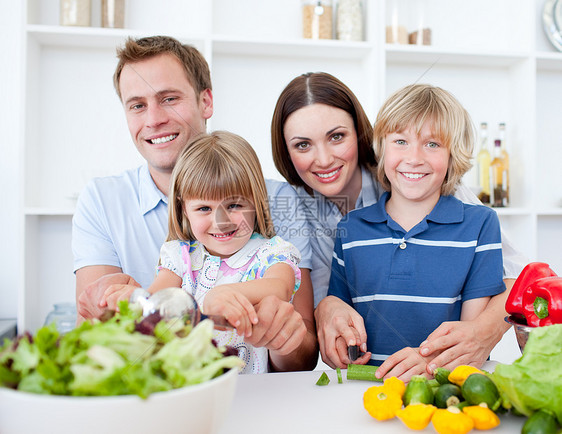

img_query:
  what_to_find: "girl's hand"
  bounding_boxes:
[100,284,140,310]
[204,285,258,338]
[376,347,436,382]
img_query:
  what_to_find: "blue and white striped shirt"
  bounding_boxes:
[328,192,506,365]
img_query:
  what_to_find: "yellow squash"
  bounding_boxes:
[396,403,437,430]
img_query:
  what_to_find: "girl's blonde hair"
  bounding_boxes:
[168,131,275,241]
[373,84,474,196]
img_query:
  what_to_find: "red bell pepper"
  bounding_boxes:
[505,262,557,322]
[521,276,562,327]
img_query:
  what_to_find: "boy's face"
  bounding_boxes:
[383,121,450,208]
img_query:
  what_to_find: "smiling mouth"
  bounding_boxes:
[315,167,341,179]
[149,134,178,144]
[211,230,236,239]
[401,172,426,180]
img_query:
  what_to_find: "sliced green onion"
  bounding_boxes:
[346,364,383,382]
[316,371,330,386]
[336,367,342,384]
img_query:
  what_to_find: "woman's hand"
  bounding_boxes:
[244,295,307,356]
[315,296,370,368]
[418,320,492,374]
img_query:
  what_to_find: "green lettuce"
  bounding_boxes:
[492,323,562,424]
[0,302,243,398]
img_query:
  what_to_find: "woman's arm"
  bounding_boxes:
[419,279,514,373]
[266,269,319,371]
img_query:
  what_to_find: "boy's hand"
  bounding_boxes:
[100,284,140,310]
[203,285,258,338]
[376,347,436,382]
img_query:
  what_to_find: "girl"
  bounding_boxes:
[328,84,505,379]
[102,131,301,374]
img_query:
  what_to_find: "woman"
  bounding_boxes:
[271,72,527,379]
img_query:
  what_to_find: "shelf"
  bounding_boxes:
[212,35,372,59]
[26,24,205,49]
[537,208,562,216]
[386,44,529,68]
[24,208,74,216]
[536,51,562,71]
[490,207,533,217]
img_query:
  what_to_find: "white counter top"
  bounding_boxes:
[220,362,525,434]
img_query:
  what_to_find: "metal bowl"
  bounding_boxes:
[505,316,534,353]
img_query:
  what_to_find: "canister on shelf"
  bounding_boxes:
[408,0,431,45]
[60,0,91,27]
[102,0,125,28]
[336,0,364,41]
[386,0,408,44]
[302,0,334,39]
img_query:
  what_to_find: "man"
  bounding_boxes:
[73,36,318,372]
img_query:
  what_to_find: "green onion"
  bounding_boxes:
[316,371,330,386]
[346,364,383,382]
[336,367,342,384]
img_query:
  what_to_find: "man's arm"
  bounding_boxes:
[75,265,140,322]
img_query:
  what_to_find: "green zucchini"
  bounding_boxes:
[522,409,559,434]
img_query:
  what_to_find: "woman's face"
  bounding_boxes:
[283,104,361,205]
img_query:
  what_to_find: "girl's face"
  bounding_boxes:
[383,121,450,208]
[284,104,361,206]
[183,196,256,258]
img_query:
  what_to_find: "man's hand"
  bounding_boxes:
[244,295,307,356]
[77,271,140,320]
[315,296,369,369]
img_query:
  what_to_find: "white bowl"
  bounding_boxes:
[0,367,238,434]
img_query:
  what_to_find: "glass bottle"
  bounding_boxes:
[477,122,491,205]
[336,0,363,41]
[302,0,334,40]
[60,0,91,27]
[498,122,510,204]
[386,0,408,44]
[490,139,508,207]
[409,0,431,45]
[44,303,77,334]
[102,0,125,28]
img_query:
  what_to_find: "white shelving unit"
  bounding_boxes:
[7,0,562,364]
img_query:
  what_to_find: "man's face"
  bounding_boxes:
[119,53,213,179]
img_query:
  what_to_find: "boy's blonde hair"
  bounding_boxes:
[373,84,474,196]
[168,131,275,241]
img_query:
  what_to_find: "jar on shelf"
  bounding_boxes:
[408,0,431,45]
[336,0,364,41]
[302,0,334,40]
[60,0,91,27]
[102,0,125,29]
[44,303,77,334]
[385,0,408,44]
